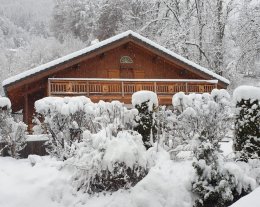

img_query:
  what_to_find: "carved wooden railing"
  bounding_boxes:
[48,78,218,97]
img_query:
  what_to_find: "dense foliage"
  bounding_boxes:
[70,130,148,194]
[234,98,260,161]
[0,97,27,158]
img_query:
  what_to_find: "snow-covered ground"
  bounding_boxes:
[231,187,260,207]
[0,156,195,207]
[0,139,258,207]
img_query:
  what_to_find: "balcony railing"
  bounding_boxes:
[48,78,218,103]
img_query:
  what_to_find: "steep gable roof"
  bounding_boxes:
[2,30,230,88]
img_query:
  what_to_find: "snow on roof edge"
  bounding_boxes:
[2,30,133,87]
[2,30,230,87]
[128,31,230,85]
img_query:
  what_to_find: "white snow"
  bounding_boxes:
[0,96,11,108]
[230,187,260,207]
[26,134,49,142]
[35,96,92,115]
[2,30,229,87]
[233,85,260,102]
[172,92,190,108]
[0,156,195,207]
[49,77,219,83]
[103,131,147,171]
[220,140,234,158]
[0,156,71,207]
[132,90,158,110]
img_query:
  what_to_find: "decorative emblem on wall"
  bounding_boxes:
[120,56,133,64]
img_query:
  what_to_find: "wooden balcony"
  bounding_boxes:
[48,78,218,105]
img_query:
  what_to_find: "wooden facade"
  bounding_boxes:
[3,31,229,128]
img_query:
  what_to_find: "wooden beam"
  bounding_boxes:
[23,93,29,124]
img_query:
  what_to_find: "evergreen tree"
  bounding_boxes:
[234,98,260,161]
[133,100,157,149]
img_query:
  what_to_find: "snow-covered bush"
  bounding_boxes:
[68,129,148,194]
[233,86,260,161]
[132,91,158,149]
[34,97,137,160]
[94,100,138,132]
[171,89,232,155]
[192,157,255,207]
[175,89,249,206]
[34,96,93,160]
[0,96,27,158]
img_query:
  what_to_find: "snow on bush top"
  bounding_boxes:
[132,90,158,111]
[172,92,190,108]
[73,129,148,172]
[35,96,92,115]
[103,131,147,171]
[233,85,260,103]
[0,96,11,108]
[172,89,231,110]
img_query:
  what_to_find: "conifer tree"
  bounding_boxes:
[234,98,260,161]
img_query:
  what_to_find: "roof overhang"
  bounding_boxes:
[2,30,230,94]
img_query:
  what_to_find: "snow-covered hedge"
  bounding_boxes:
[171,89,232,153]
[233,86,260,161]
[170,90,253,207]
[69,129,148,193]
[34,96,93,160]
[192,157,256,207]
[34,97,138,160]
[0,96,27,158]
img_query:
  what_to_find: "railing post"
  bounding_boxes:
[154,82,157,93]
[185,82,188,94]
[122,81,124,97]
[48,79,51,96]
[87,81,89,96]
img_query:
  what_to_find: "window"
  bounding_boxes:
[120,56,133,64]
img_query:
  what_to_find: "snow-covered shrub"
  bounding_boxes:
[34,97,137,160]
[192,156,255,207]
[171,89,232,155]
[180,89,249,206]
[233,86,260,161]
[34,96,93,160]
[132,90,158,149]
[68,129,148,194]
[94,100,138,132]
[0,96,27,158]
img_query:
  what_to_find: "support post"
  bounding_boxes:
[48,79,51,96]
[87,81,90,97]
[185,82,188,94]
[122,81,124,97]
[23,93,29,125]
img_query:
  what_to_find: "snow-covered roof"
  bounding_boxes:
[2,30,230,87]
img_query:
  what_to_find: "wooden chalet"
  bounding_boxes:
[2,30,230,128]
